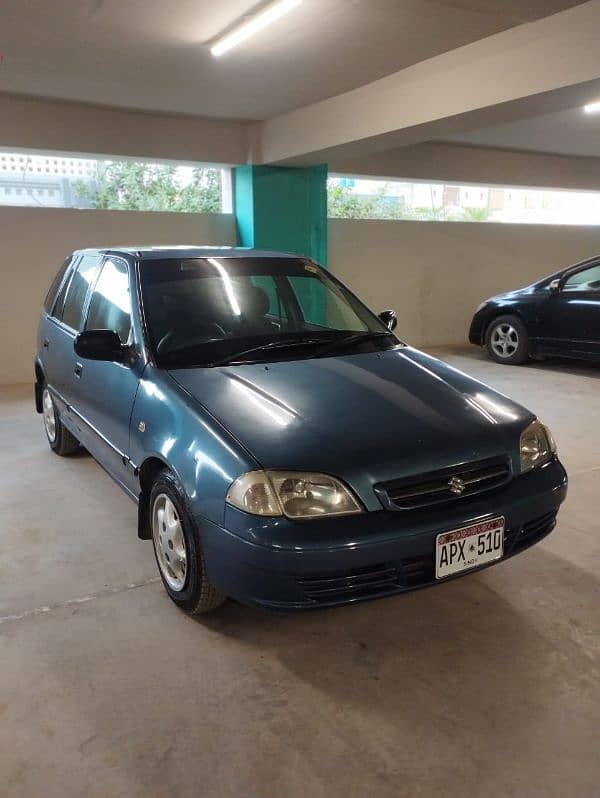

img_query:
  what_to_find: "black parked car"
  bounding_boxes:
[470,256,600,364]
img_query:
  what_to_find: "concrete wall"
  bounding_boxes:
[3,206,600,385]
[329,218,600,347]
[0,207,236,385]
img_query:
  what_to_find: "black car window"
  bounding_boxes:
[44,256,72,315]
[564,263,600,292]
[85,258,132,343]
[288,274,369,331]
[141,257,391,367]
[60,254,102,331]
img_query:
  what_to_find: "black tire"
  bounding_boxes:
[485,315,529,365]
[42,385,80,455]
[149,470,226,615]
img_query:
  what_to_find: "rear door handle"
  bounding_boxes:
[43,338,49,349]
[74,362,83,378]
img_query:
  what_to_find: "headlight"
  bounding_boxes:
[520,420,556,473]
[226,470,363,519]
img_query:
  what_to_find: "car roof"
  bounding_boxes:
[71,246,305,261]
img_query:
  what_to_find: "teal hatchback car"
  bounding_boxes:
[36,247,567,613]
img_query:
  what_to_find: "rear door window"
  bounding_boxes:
[60,254,102,331]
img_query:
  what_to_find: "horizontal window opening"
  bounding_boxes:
[328,175,600,225]
[0,149,232,214]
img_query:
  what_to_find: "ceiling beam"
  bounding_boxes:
[330,141,600,192]
[258,0,600,164]
[0,94,250,166]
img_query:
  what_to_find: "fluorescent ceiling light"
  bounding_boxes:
[211,0,302,57]
[584,101,600,114]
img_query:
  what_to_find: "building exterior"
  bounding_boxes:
[0,152,95,208]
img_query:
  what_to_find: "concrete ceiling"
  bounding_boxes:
[442,103,600,158]
[0,0,587,120]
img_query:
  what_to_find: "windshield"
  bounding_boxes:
[140,256,397,367]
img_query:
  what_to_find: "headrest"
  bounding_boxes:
[237,284,270,318]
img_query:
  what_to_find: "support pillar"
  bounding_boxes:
[233,164,328,266]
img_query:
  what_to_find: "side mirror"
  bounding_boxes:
[74,330,127,362]
[378,309,398,332]
[549,278,561,294]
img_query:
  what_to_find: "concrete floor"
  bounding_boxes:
[1,347,599,798]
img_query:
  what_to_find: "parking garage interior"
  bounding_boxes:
[1,2,599,797]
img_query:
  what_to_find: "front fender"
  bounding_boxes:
[129,367,259,526]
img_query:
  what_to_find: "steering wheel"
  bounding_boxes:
[156,323,227,356]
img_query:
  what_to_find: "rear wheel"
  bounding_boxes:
[42,386,79,455]
[485,315,529,365]
[150,470,226,615]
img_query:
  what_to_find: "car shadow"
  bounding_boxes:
[11,538,595,797]
[433,345,600,380]
[526,356,600,380]
[196,544,598,748]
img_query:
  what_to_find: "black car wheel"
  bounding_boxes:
[150,469,226,615]
[42,386,80,455]
[485,315,529,365]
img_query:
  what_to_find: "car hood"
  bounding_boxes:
[169,347,533,505]
[489,285,537,303]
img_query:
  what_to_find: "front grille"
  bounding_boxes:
[378,456,511,510]
[298,563,401,603]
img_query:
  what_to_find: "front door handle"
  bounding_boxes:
[43,338,49,349]
[74,362,83,378]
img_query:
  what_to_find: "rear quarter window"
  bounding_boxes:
[44,256,72,315]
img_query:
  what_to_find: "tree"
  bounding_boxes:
[328,181,378,219]
[327,180,407,220]
[459,206,491,222]
[75,161,222,213]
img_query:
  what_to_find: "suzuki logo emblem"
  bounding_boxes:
[448,476,466,495]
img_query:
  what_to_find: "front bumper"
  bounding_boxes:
[200,458,567,609]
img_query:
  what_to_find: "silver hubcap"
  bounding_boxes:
[491,323,519,358]
[42,388,56,442]
[152,494,187,591]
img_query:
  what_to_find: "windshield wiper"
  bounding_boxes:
[315,330,396,355]
[209,337,327,367]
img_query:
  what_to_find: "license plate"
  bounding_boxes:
[435,517,504,579]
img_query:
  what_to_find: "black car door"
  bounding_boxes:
[539,261,600,359]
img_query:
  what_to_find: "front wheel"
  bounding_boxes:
[485,315,529,365]
[150,470,226,615]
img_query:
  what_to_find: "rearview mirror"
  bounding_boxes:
[378,309,398,331]
[549,278,561,294]
[74,330,127,362]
